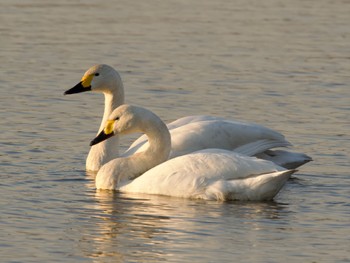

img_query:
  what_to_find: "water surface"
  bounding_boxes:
[0,0,349,262]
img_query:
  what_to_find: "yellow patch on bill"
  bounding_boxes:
[104,120,115,135]
[81,74,94,88]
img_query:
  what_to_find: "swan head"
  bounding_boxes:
[64,64,123,95]
[90,104,148,146]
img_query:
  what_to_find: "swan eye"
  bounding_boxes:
[115,117,120,121]
[94,73,100,76]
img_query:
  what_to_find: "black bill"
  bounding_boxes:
[90,130,114,146]
[64,82,91,95]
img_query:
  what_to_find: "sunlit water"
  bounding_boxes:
[1,0,349,262]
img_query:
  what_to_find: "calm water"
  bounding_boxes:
[1,0,349,262]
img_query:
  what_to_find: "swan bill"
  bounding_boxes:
[90,130,114,146]
[64,82,91,95]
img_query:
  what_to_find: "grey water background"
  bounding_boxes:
[0,0,349,262]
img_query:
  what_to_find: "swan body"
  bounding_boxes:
[118,150,294,201]
[91,105,295,201]
[124,118,291,158]
[65,64,311,172]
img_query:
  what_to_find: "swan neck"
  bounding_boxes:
[143,119,171,159]
[99,91,124,133]
[128,117,171,180]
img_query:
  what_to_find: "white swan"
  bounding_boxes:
[64,64,311,172]
[90,105,295,201]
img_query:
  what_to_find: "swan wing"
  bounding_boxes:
[124,119,290,157]
[119,150,294,200]
[255,150,312,169]
[166,115,225,130]
[124,115,221,154]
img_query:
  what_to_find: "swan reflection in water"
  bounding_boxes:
[77,187,290,262]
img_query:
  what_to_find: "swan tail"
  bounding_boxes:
[204,170,296,201]
[255,150,312,169]
[233,139,292,156]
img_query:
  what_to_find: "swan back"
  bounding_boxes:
[119,149,294,201]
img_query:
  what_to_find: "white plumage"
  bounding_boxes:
[92,105,295,201]
[65,64,311,172]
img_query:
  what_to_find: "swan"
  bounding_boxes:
[90,104,295,201]
[64,64,311,172]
